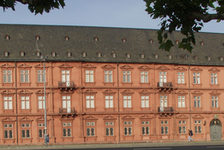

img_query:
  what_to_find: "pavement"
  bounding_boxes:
[0,141,224,150]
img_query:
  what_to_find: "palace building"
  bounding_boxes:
[0,24,224,145]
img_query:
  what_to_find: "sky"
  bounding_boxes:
[0,0,223,33]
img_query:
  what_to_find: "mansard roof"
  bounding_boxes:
[0,24,224,66]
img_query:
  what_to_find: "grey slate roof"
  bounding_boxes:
[0,24,224,66]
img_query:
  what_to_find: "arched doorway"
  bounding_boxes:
[210,119,222,140]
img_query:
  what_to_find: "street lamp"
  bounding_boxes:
[41,56,48,144]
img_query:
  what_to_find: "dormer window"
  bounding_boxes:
[126,53,131,58]
[200,41,204,46]
[140,54,145,59]
[20,51,25,57]
[155,54,159,59]
[36,51,41,57]
[112,53,116,58]
[122,38,127,43]
[220,57,224,61]
[65,36,70,41]
[5,35,10,40]
[82,52,87,57]
[4,51,9,57]
[94,36,99,42]
[97,52,102,57]
[168,55,172,60]
[149,39,153,44]
[51,52,56,57]
[67,52,72,57]
[35,35,40,41]
[207,56,211,61]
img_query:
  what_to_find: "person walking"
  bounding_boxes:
[188,129,193,142]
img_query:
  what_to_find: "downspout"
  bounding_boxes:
[81,62,84,142]
[188,64,192,129]
[15,61,18,144]
[117,63,120,143]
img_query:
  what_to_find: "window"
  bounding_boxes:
[104,70,113,83]
[38,96,45,110]
[62,96,71,113]
[37,70,46,83]
[141,96,149,108]
[3,70,12,83]
[61,70,70,83]
[4,96,13,110]
[161,120,168,135]
[124,121,132,136]
[140,71,148,83]
[86,122,95,136]
[63,122,72,137]
[211,73,218,85]
[178,120,186,134]
[21,96,30,109]
[122,71,131,83]
[4,124,13,139]
[159,72,167,83]
[193,72,200,84]
[105,121,114,136]
[20,70,29,83]
[141,121,150,135]
[177,72,185,84]
[86,96,95,109]
[38,123,45,138]
[21,123,31,138]
[123,96,131,108]
[85,70,94,83]
[105,96,113,108]
[194,120,202,134]
[193,96,201,108]
[178,96,185,108]
[212,96,218,108]
[160,96,167,112]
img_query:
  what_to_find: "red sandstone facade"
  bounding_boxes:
[0,61,223,145]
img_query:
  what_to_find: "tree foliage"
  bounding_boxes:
[0,0,65,14]
[144,0,224,52]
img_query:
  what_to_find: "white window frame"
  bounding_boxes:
[211,73,218,85]
[123,96,132,108]
[3,70,12,83]
[37,70,46,83]
[212,96,218,108]
[20,70,29,83]
[85,70,94,83]
[159,72,167,83]
[86,95,95,108]
[38,96,45,109]
[122,71,131,83]
[104,70,113,83]
[62,96,71,113]
[21,96,30,109]
[140,71,149,83]
[105,96,113,108]
[160,95,167,111]
[193,72,200,84]
[4,96,13,110]
[193,96,201,108]
[178,96,185,108]
[61,70,70,83]
[177,72,185,84]
[141,96,149,108]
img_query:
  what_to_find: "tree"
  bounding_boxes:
[144,0,224,52]
[0,0,65,14]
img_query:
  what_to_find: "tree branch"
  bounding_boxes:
[193,13,224,22]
